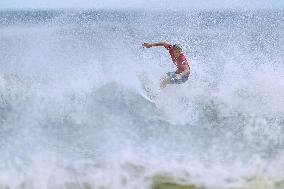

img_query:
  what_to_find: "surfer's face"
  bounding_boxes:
[173,49,181,58]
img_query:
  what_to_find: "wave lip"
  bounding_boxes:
[0,9,283,189]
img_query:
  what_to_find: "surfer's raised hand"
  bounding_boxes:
[142,43,152,48]
[143,42,170,48]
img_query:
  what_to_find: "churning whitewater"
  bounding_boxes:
[0,10,284,189]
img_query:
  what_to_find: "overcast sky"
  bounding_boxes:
[0,0,283,10]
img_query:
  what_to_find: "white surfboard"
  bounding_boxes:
[137,72,160,103]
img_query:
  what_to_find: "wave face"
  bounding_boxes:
[0,10,284,189]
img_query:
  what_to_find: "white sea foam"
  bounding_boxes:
[0,10,283,189]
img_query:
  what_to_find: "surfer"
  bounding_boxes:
[142,42,190,89]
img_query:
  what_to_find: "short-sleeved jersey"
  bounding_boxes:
[164,44,189,74]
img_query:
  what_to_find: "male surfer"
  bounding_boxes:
[142,42,190,89]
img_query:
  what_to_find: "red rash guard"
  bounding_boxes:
[164,44,190,75]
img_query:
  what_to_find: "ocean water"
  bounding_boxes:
[0,10,284,189]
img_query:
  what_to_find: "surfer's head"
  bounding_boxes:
[173,44,182,57]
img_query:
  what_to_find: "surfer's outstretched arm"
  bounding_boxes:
[143,42,170,48]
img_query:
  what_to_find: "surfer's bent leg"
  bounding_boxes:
[160,72,189,89]
[160,76,171,90]
[160,72,175,89]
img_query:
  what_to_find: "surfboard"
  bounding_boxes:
[137,71,160,103]
[140,92,155,103]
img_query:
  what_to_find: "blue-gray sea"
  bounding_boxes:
[0,10,284,189]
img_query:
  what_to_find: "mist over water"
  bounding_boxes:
[0,10,284,189]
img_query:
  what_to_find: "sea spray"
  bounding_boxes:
[0,10,283,189]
